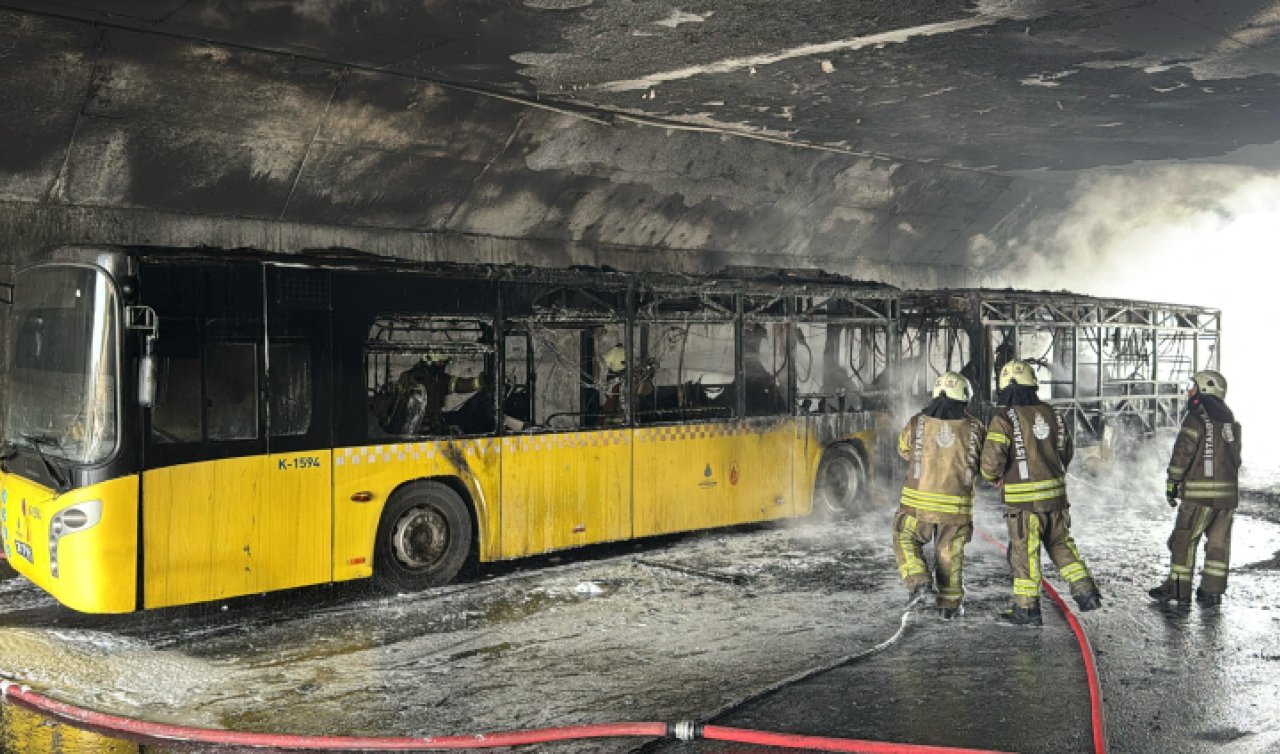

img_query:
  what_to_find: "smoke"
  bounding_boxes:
[976,164,1280,474]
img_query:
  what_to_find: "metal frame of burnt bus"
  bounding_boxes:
[897,289,1221,446]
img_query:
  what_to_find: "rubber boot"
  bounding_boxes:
[1195,587,1222,607]
[940,604,964,620]
[1073,589,1102,612]
[1148,582,1191,605]
[996,602,1042,627]
[908,582,935,605]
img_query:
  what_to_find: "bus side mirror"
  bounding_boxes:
[138,351,157,408]
[126,306,160,408]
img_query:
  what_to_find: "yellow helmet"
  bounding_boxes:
[998,359,1039,389]
[1191,369,1226,399]
[604,344,626,373]
[422,351,450,365]
[932,371,971,401]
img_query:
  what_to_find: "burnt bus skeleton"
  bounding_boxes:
[897,290,1222,449]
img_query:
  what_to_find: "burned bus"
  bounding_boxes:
[0,247,898,613]
[897,289,1221,448]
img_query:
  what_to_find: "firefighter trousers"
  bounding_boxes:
[1005,508,1097,608]
[892,510,972,608]
[1160,501,1234,598]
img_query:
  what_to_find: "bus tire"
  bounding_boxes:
[813,443,869,517]
[373,482,473,592]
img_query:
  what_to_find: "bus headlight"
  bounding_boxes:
[49,500,102,579]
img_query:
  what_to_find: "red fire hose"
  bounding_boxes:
[0,529,1104,753]
[1036,567,1109,754]
[1,681,1006,753]
[975,527,1109,754]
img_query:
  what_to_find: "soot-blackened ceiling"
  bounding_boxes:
[15,0,1280,171]
[2,1,1279,278]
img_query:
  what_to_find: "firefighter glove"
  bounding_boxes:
[1166,480,1181,508]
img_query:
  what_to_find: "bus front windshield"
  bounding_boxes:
[4,265,119,466]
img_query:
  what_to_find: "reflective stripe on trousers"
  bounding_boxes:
[1005,508,1096,608]
[1166,501,1235,595]
[892,510,972,608]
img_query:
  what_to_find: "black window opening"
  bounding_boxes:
[742,321,790,418]
[797,321,892,413]
[791,291,895,414]
[150,332,265,447]
[365,316,496,439]
[150,348,202,444]
[141,261,269,465]
[147,262,327,455]
[268,341,312,438]
[204,342,260,442]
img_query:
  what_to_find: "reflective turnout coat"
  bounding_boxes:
[1167,402,1242,510]
[980,404,1073,512]
[897,413,986,524]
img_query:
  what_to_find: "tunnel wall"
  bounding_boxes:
[0,8,1019,286]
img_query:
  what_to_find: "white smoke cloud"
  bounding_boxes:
[982,164,1280,473]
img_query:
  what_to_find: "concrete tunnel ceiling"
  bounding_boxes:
[2,0,1280,286]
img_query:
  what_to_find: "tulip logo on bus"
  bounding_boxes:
[699,463,717,489]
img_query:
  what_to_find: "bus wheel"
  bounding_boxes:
[373,482,472,592]
[814,444,868,516]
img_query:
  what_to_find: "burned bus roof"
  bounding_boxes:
[106,245,904,299]
[25,246,1220,317]
[900,287,1221,318]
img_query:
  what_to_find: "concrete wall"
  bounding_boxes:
[0,9,1023,286]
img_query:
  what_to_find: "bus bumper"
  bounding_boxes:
[0,474,139,613]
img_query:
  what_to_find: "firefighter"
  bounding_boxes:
[1149,370,1242,607]
[981,359,1102,626]
[892,371,985,619]
[599,344,654,422]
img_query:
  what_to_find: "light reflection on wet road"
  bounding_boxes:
[2,463,1278,753]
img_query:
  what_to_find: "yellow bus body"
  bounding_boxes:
[141,451,334,609]
[1,418,874,613]
[0,473,138,614]
[0,701,138,753]
[332,439,503,581]
[497,429,631,559]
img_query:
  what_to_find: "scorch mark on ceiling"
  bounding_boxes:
[594,16,997,93]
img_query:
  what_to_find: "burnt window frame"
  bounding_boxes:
[363,314,497,439]
[264,265,332,453]
[632,287,738,426]
[500,280,629,434]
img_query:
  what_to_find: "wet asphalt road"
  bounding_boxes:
[1,454,1278,754]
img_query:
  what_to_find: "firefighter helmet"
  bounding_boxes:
[1191,369,1227,399]
[998,359,1039,389]
[604,344,626,373]
[932,371,972,402]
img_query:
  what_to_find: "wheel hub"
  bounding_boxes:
[819,453,862,512]
[390,505,449,570]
